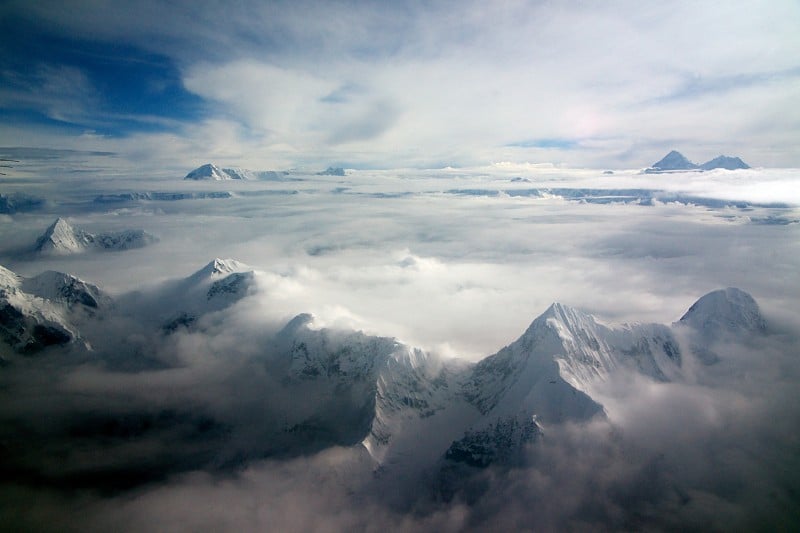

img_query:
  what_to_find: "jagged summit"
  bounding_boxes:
[699,155,750,170]
[185,163,237,181]
[35,218,90,254]
[184,163,250,180]
[679,287,766,338]
[45,217,71,235]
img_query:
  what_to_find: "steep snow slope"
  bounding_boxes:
[184,163,240,180]
[21,271,112,310]
[0,265,110,354]
[35,218,92,254]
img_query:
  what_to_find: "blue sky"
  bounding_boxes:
[0,0,798,171]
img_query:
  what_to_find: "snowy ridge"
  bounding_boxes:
[34,218,158,255]
[184,163,242,180]
[0,263,770,474]
[463,302,606,424]
[184,163,293,181]
[0,265,108,354]
[21,271,112,310]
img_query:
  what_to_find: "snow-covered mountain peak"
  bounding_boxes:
[34,219,158,255]
[523,302,602,342]
[0,265,84,353]
[35,218,89,254]
[700,155,750,170]
[651,150,699,171]
[679,287,766,338]
[185,163,227,180]
[49,217,72,234]
[190,258,249,281]
[184,163,247,181]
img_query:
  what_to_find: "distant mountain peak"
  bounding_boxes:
[650,151,699,171]
[207,258,246,276]
[188,258,250,283]
[645,151,750,173]
[184,163,246,181]
[35,218,91,254]
[679,287,766,338]
[699,155,750,170]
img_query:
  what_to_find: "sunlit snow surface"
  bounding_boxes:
[1,163,799,531]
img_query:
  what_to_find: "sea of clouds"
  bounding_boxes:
[1,162,798,531]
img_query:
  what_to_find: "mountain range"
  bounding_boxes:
[0,259,768,489]
[645,150,750,173]
[34,218,158,255]
[184,163,344,180]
